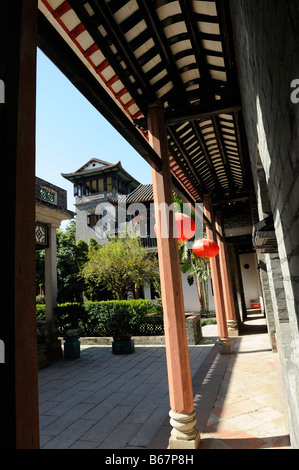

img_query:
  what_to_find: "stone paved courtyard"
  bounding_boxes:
[38,319,291,450]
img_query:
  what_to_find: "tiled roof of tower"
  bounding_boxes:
[62,159,141,187]
[74,158,113,173]
[39,0,251,205]
[109,183,154,205]
[62,159,120,179]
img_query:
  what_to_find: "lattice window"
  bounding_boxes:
[40,187,55,203]
[35,223,48,248]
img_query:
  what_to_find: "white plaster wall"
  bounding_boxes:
[144,271,215,313]
[239,253,262,308]
[181,272,215,313]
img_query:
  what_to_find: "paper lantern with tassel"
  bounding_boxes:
[192,238,219,258]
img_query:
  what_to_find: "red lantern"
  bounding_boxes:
[175,213,195,242]
[192,238,219,258]
[154,213,195,243]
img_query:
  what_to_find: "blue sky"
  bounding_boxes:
[36,49,152,214]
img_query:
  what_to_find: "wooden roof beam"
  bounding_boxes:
[165,99,241,125]
[67,0,148,114]
[136,0,187,106]
[168,126,207,195]
[215,0,238,85]
[178,0,211,86]
[90,0,156,103]
[232,111,246,182]
[211,115,235,192]
[191,121,224,195]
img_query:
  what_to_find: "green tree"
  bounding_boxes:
[81,235,160,300]
[56,219,89,302]
[35,220,115,303]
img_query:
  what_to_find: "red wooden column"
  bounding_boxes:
[1,1,39,448]
[203,195,232,354]
[147,101,200,449]
[215,211,239,336]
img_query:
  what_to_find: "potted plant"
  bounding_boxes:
[55,303,83,360]
[106,303,135,354]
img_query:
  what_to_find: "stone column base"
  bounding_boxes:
[168,410,201,449]
[227,319,239,337]
[218,337,233,355]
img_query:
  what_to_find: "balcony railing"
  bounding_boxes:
[140,236,157,249]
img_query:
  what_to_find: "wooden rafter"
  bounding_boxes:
[212,115,235,191]
[168,125,207,194]
[67,0,148,114]
[191,121,224,194]
[91,0,156,103]
[37,0,250,203]
[136,0,187,107]
[178,0,211,86]
[165,98,241,125]
[233,111,247,183]
[215,0,237,84]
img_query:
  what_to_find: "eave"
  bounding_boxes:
[38,0,252,206]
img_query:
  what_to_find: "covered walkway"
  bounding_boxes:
[3,0,299,449]
[38,317,291,450]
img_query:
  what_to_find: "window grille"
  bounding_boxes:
[40,188,55,203]
[87,214,100,227]
[35,223,48,248]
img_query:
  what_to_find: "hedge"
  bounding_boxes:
[37,304,46,321]
[36,300,164,337]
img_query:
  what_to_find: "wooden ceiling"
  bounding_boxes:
[38,0,251,204]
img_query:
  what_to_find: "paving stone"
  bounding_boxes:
[40,402,96,437]
[38,322,291,449]
[96,422,143,449]
[127,408,170,447]
[42,418,97,449]
[79,405,135,443]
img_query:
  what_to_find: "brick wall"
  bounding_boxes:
[230,0,299,448]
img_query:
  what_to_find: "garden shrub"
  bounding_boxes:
[54,302,86,332]
[52,299,157,336]
[36,305,46,321]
